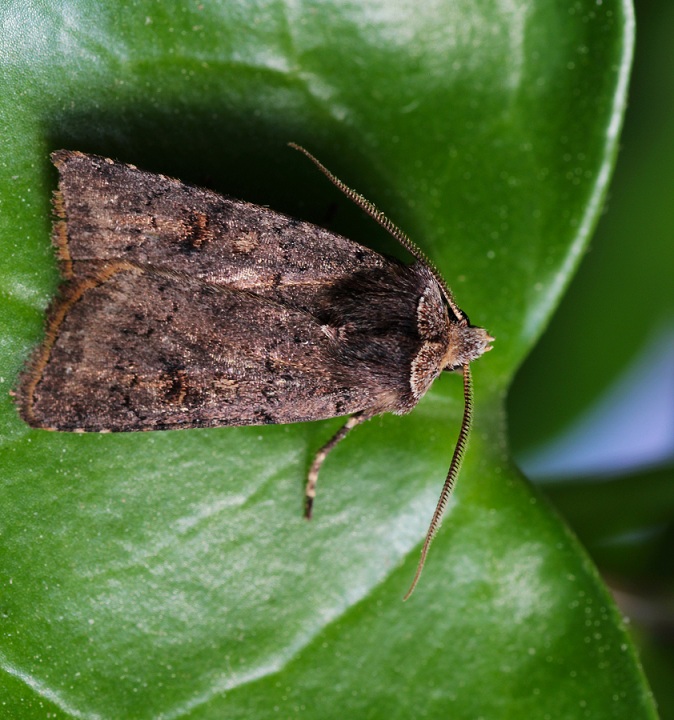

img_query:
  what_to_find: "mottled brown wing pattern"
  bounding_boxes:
[52,150,388,314]
[18,151,443,432]
[21,267,409,431]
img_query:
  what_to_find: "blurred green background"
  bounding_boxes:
[508,0,674,715]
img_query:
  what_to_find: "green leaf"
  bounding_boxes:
[505,1,674,713]
[508,0,674,454]
[0,1,655,718]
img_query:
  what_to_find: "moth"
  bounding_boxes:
[17,144,493,598]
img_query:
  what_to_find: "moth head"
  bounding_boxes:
[410,279,493,398]
[414,278,494,364]
[442,323,494,371]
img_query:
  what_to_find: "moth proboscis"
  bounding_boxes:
[16,144,493,599]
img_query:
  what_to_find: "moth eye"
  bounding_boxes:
[443,300,469,326]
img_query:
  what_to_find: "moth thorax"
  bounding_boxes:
[408,281,452,400]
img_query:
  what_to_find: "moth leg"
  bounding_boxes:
[305,412,369,519]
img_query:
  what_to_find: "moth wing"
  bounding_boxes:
[20,269,387,431]
[52,151,387,309]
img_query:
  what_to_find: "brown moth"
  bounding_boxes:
[17,145,493,598]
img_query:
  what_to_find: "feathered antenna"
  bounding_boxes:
[403,363,474,600]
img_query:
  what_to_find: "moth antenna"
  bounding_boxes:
[403,363,474,601]
[288,142,467,324]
